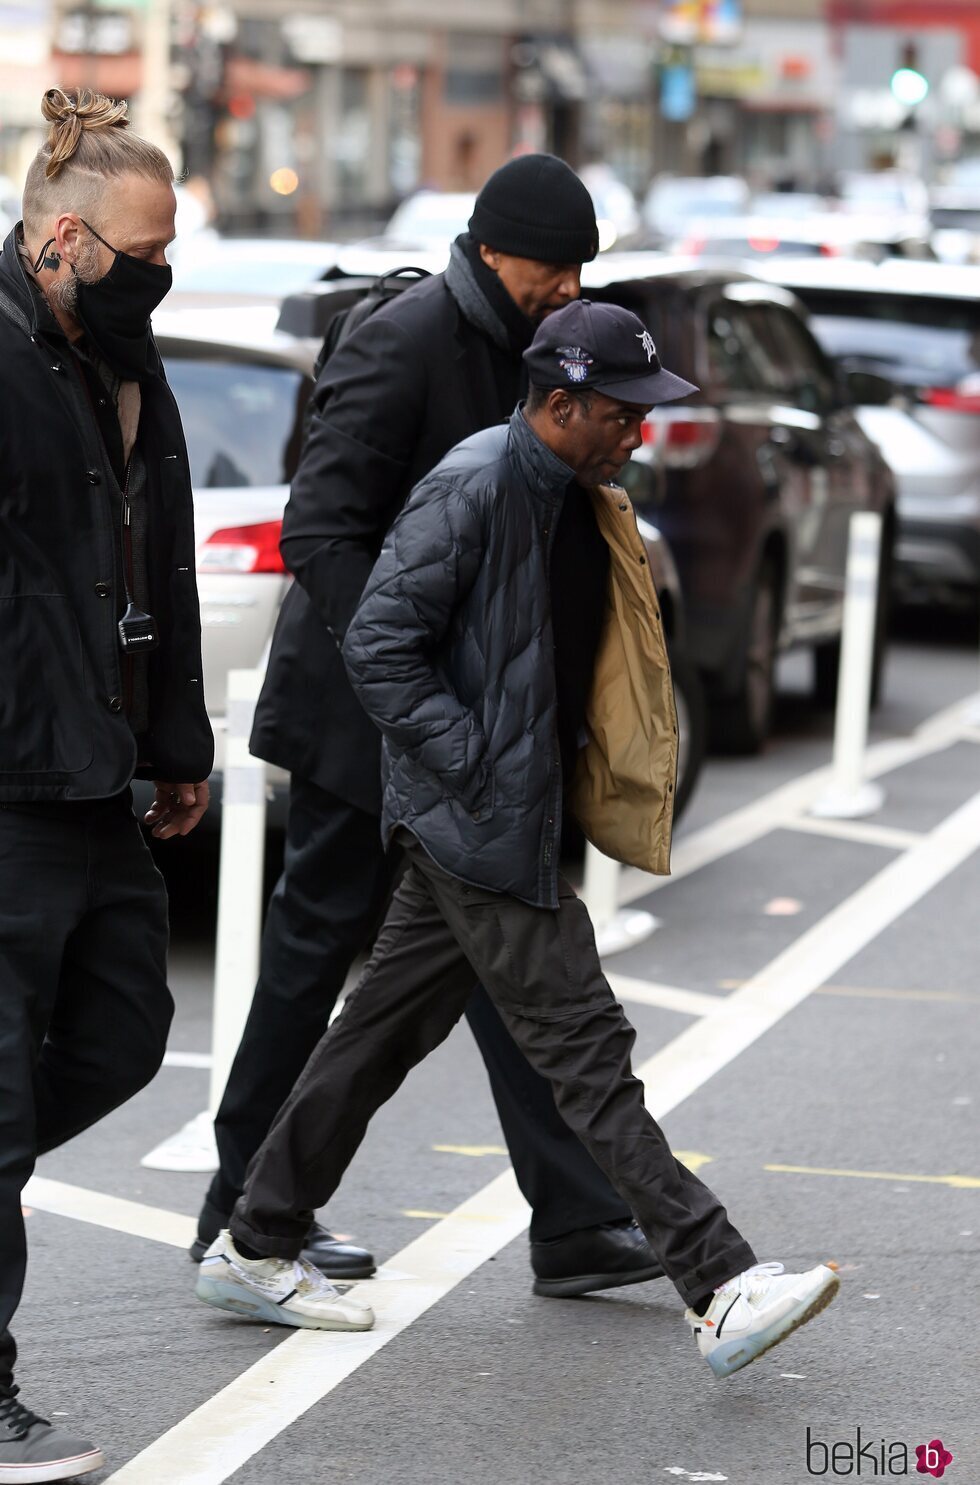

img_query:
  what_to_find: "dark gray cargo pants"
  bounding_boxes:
[232,831,756,1305]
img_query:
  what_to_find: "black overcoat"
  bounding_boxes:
[249,270,523,815]
[0,229,213,800]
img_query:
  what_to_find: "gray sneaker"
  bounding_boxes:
[0,1387,103,1482]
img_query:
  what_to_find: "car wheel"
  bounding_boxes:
[709,557,779,755]
[813,525,892,711]
[669,647,707,822]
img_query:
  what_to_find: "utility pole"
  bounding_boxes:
[135,0,178,160]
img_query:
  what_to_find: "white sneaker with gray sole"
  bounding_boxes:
[686,1261,839,1378]
[196,1230,375,1331]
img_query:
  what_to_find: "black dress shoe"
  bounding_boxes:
[530,1218,664,1298]
[189,1199,376,1280]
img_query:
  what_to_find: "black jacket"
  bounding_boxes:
[249,249,528,815]
[343,411,679,908]
[343,413,574,908]
[0,229,213,799]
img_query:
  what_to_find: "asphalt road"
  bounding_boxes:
[19,612,980,1485]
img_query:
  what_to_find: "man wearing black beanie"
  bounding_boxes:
[190,154,661,1305]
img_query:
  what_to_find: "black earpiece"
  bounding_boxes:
[32,238,62,274]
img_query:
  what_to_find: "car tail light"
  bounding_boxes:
[677,234,706,256]
[818,242,843,257]
[919,385,980,414]
[198,519,286,574]
[746,235,781,254]
[642,407,722,468]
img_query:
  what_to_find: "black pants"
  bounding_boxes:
[0,798,173,1392]
[233,833,756,1306]
[208,778,629,1242]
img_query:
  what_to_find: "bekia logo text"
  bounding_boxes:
[806,1428,953,1477]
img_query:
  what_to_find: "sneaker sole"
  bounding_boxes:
[706,1270,840,1378]
[532,1262,665,1298]
[0,1448,104,1483]
[189,1238,376,1281]
[195,1274,374,1331]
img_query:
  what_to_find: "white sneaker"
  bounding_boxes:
[195,1230,375,1332]
[685,1261,839,1378]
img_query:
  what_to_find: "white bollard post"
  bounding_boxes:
[141,669,268,1172]
[966,603,980,728]
[582,842,660,958]
[811,511,886,820]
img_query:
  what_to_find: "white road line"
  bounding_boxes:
[101,785,980,1485]
[23,1177,196,1249]
[162,1051,213,1070]
[617,696,974,907]
[103,1173,530,1485]
[606,973,720,1018]
[783,816,924,852]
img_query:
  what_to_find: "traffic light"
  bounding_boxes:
[890,41,928,107]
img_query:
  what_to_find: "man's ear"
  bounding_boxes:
[549,390,574,426]
[478,243,502,272]
[54,213,82,264]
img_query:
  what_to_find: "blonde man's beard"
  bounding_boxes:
[49,233,103,319]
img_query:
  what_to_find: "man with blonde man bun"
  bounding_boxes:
[0,88,213,1481]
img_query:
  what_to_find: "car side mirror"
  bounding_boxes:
[841,367,896,407]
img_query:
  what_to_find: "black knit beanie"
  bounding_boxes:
[468,154,599,264]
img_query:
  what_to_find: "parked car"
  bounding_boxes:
[755,257,980,608]
[669,212,934,263]
[154,293,707,820]
[168,237,342,306]
[641,175,751,242]
[583,255,898,751]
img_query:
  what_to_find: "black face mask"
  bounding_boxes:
[71,219,172,381]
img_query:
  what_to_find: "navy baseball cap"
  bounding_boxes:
[524,299,698,405]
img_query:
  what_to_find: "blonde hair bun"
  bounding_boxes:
[41,87,130,180]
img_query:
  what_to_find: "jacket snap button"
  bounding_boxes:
[639,555,646,565]
[86,470,101,485]
[619,502,628,512]
[94,581,110,598]
[108,695,123,713]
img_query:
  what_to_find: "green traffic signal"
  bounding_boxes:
[890,66,929,107]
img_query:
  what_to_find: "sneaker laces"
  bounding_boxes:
[715,1261,785,1300]
[0,1386,47,1440]
[292,1258,341,1299]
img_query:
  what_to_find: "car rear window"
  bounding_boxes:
[798,291,980,388]
[162,355,309,488]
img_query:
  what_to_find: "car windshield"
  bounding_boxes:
[163,355,308,488]
[800,292,980,387]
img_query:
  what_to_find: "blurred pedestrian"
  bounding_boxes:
[0,87,212,1480]
[197,302,839,1376]
[192,155,664,1301]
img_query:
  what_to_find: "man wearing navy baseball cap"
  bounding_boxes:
[197,296,840,1381]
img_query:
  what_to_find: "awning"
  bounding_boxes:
[223,55,311,103]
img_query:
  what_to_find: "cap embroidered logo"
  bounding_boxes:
[557,345,594,383]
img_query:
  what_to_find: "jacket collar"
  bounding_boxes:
[0,224,77,347]
[507,406,576,502]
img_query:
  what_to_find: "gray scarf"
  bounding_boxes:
[444,239,512,354]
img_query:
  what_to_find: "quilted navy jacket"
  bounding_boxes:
[341,410,578,907]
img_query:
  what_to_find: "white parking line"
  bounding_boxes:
[100,784,980,1485]
[605,974,720,1018]
[23,1177,196,1249]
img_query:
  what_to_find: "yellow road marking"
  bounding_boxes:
[766,1164,980,1190]
[401,1209,498,1222]
[717,979,978,1004]
[432,1144,508,1157]
[674,1151,714,1173]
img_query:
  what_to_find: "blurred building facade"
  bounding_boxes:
[2,0,980,232]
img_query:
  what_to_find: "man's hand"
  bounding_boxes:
[144,780,210,839]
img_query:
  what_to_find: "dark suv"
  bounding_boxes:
[586,256,898,751]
